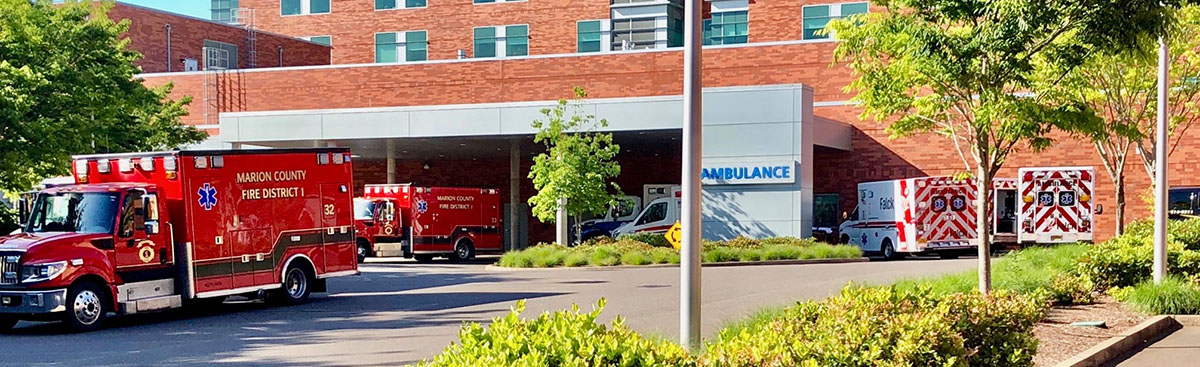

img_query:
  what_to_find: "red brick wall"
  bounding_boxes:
[238,0,611,64]
[109,3,331,73]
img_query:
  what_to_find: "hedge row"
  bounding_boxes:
[497,236,862,268]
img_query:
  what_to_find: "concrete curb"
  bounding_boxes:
[1053,315,1183,367]
[484,257,869,272]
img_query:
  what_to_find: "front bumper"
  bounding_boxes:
[0,288,68,314]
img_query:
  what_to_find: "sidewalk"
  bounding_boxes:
[1106,325,1200,366]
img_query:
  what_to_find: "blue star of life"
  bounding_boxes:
[416,199,428,213]
[198,183,217,211]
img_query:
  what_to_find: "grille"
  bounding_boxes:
[0,254,19,285]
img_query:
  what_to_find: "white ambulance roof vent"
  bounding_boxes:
[139,157,155,171]
[118,158,133,173]
[97,159,111,174]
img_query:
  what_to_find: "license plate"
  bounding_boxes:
[1051,235,1063,241]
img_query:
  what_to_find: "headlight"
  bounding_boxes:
[21,261,67,283]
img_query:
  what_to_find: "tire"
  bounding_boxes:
[0,316,17,331]
[880,239,899,261]
[452,239,475,262]
[840,234,851,244]
[64,281,110,332]
[272,265,312,305]
[413,255,435,263]
[939,252,961,260]
[356,239,373,263]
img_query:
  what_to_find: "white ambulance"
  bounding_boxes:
[1012,167,1097,243]
[839,176,978,259]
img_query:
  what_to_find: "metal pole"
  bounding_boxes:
[1154,36,1169,283]
[680,0,703,351]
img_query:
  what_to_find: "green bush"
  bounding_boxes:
[1048,274,1095,305]
[1118,217,1200,250]
[499,237,861,268]
[417,299,694,367]
[563,252,590,267]
[1119,276,1200,315]
[703,286,1045,367]
[760,236,817,247]
[1073,236,1200,290]
[620,250,652,265]
[618,232,672,247]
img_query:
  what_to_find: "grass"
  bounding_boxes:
[497,239,862,268]
[892,243,1089,296]
[1117,276,1200,315]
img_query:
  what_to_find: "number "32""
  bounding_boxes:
[323,204,336,216]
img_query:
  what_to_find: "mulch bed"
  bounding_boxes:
[1034,297,1146,366]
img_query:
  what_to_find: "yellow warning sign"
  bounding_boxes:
[665,221,682,250]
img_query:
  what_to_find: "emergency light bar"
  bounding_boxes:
[74,160,88,181]
[139,157,154,171]
[118,158,133,173]
[97,159,111,174]
[194,156,208,169]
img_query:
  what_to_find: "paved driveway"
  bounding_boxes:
[1,258,976,366]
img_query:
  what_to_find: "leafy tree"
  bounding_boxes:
[0,0,205,193]
[829,0,1175,293]
[1048,5,1200,235]
[528,87,622,244]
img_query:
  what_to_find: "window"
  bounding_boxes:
[375,31,427,63]
[802,2,867,40]
[203,40,238,70]
[578,21,603,52]
[376,0,425,10]
[612,18,658,50]
[1037,192,1055,207]
[1058,191,1077,207]
[704,11,748,45]
[1169,188,1200,219]
[282,0,329,16]
[950,195,967,211]
[636,202,668,225]
[211,0,238,23]
[474,27,496,58]
[474,25,528,58]
[931,196,948,212]
[118,192,142,238]
[306,36,332,46]
[474,0,525,3]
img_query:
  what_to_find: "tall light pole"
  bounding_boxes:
[1154,35,1169,283]
[680,0,704,350]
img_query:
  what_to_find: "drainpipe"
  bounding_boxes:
[165,23,172,72]
[278,46,284,67]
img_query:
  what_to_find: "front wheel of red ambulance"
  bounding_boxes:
[452,239,475,262]
[63,280,110,332]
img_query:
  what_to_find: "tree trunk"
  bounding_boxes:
[976,165,994,294]
[1115,168,1127,236]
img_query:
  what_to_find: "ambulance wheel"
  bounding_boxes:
[840,234,851,244]
[64,281,110,332]
[452,239,475,262]
[0,316,16,331]
[357,239,373,263]
[273,265,312,305]
[880,239,899,261]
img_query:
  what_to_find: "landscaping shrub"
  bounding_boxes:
[1117,276,1200,315]
[618,232,672,247]
[417,299,694,367]
[1119,217,1200,250]
[938,291,1046,367]
[893,244,1088,300]
[721,236,762,249]
[620,250,652,266]
[563,252,590,267]
[1073,236,1200,290]
[499,237,861,268]
[1047,274,1095,305]
[759,236,817,247]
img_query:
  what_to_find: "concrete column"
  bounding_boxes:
[556,197,568,246]
[386,140,396,184]
[509,139,521,251]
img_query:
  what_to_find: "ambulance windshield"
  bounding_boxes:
[354,198,377,220]
[26,192,120,235]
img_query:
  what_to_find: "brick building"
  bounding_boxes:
[115,0,1198,246]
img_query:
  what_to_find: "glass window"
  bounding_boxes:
[281,0,301,15]
[704,10,748,45]
[375,0,395,10]
[375,33,398,63]
[474,0,496,2]
[1038,192,1055,207]
[353,199,378,220]
[1169,188,1200,219]
[407,0,426,7]
[1058,191,1077,206]
[578,20,603,53]
[841,2,869,16]
[802,5,830,39]
[203,40,238,70]
[612,18,658,50]
[308,36,332,46]
[310,0,330,14]
[506,25,529,56]
[27,193,120,235]
[931,196,948,212]
[950,195,968,211]
[636,202,668,225]
[474,27,497,58]
[406,31,428,61]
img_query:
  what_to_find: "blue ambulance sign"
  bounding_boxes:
[700,160,796,185]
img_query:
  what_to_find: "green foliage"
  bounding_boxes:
[527,87,621,224]
[1048,274,1096,305]
[1072,235,1200,290]
[893,244,1090,301]
[1119,276,1200,315]
[498,238,861,268]
[417,299,694,367]
[0,0,206,192]
[618,232,671,247]
[0,205,17,234]
[702,286,1044,367]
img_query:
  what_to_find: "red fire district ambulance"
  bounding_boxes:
[354,184,502,263]
[839,167,1097,259]
[0,149,358,331]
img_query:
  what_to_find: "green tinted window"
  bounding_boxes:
[375,33,397,63]
[310,0,330,13]
[281,0,301,15]
[577,21,603,52]
[474,27,497,58]
[308,36,332,46]
[406,0,426,6]
[506,25,529,56]
[802,5,830,39]
[704,10,748,45]
[406,31,428,61]
[841,2,868,16]
[375,0,395,10]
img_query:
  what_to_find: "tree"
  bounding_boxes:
[1051,5,1200,235]
[528,87,622,245]
[0,0,206,193]
[828,0,1175,293]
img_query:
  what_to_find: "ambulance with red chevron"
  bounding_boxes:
[839,167,1097,259]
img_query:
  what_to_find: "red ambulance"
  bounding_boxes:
[354,184,502,262]
[0,148,357,332]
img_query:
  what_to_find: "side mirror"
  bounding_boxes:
[144,221,160,235]
[1094,204,1104,215]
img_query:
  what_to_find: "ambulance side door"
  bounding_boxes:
[321,183,354,272]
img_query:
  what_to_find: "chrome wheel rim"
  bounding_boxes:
[883,244,893,258]
[357,244,367,259]
[73,290,102,325]
[285,269,307,299]
[456,244,469,259]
